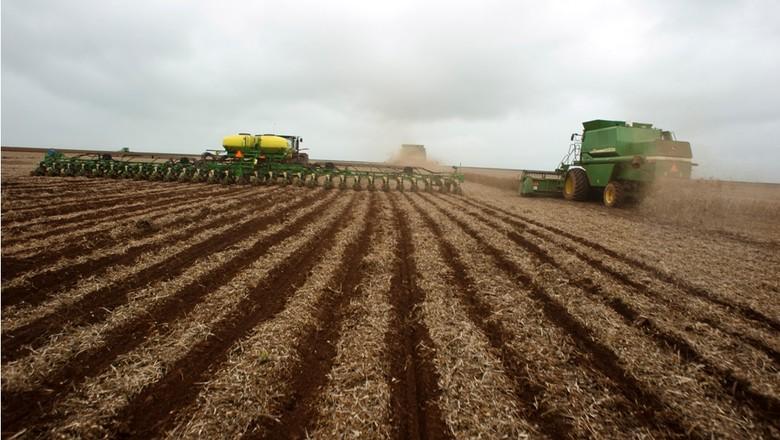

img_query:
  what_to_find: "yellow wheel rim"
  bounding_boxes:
[564,174,574,195]
[604,185,615,205]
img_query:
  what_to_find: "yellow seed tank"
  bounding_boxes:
[222,134,291,156]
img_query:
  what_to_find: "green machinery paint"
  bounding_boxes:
[32,139,465,193]
[519,120,694,207]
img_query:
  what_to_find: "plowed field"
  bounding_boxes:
[2,174,779,439]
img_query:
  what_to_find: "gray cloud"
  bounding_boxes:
[3,0,779,181]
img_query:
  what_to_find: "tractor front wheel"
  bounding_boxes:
[603,181,625,208]
[563,168,590,201]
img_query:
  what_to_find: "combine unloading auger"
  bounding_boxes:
[32,133,464,194]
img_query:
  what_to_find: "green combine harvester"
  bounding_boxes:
[32,133,464,193]
[519,120,694,207]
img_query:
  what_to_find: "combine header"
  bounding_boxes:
[32,133,464,193]
[519,120,694,207]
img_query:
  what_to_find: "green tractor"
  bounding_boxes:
[519,120,694,207]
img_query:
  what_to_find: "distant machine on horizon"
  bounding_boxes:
[399,144,426,162]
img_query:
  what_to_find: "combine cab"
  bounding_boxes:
[519,120,694,207]
[32,133,464,193]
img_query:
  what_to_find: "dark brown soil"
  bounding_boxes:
[2,174,778,439]
[383,195,453,440]
[114,194,361,439]
[1,189,318,363]
[406,193,574,439]
[0,188,275,309]
[247,193,376,439]
[1,190,336,436]
[424,193,695,438]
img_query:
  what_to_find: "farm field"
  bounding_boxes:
[2,150,779,439]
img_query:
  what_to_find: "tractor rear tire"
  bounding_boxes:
[603,181,625,208]
[563,168,590,201]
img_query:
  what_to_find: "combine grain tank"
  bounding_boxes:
[519,120,695,207]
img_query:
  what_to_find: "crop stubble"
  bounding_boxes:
[52,192,362,438]
[1,177,778,439]
[2,188,337,392]
[1,189,238,279]
[423,193,778,438]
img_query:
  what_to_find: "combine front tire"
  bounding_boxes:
[563,168,590,201]
[603,181,625,208]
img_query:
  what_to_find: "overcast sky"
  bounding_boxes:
[3,0,779,182]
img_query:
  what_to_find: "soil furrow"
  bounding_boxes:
[428,192,778,438]
[2,190,155,213]
[0,190,282,338]
[307,192,395,438]
[2,180,229,225]
[2,171,775,438]
[245,193,376,440]
[1,178,119,192]
[409,194,667,437]
[40,194,363,439]
[1,179,95,189]
[462,197,780,333]
[166,194,371,439]
[1,184,235,246]
[1,180,153,202]
[405,193,573,439]
[2,188,175,224]
[0,190,239,280]
[1,185,244,259]
[382,195,453,440]
[1,185,174,215]
[395,194,537,438]
[1,201,197,277]
[3,215,189,296]
[696,317,780,364]
[521,242,778,426]
[113,193,361,439]
[3,187,231,242]
[0,189,318,363]
[0,190,342,435]
[458,200,780,429]
[449,196,780,366]
[0,188,280,311]
[1,178,172,200]
[422,194,695,438]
